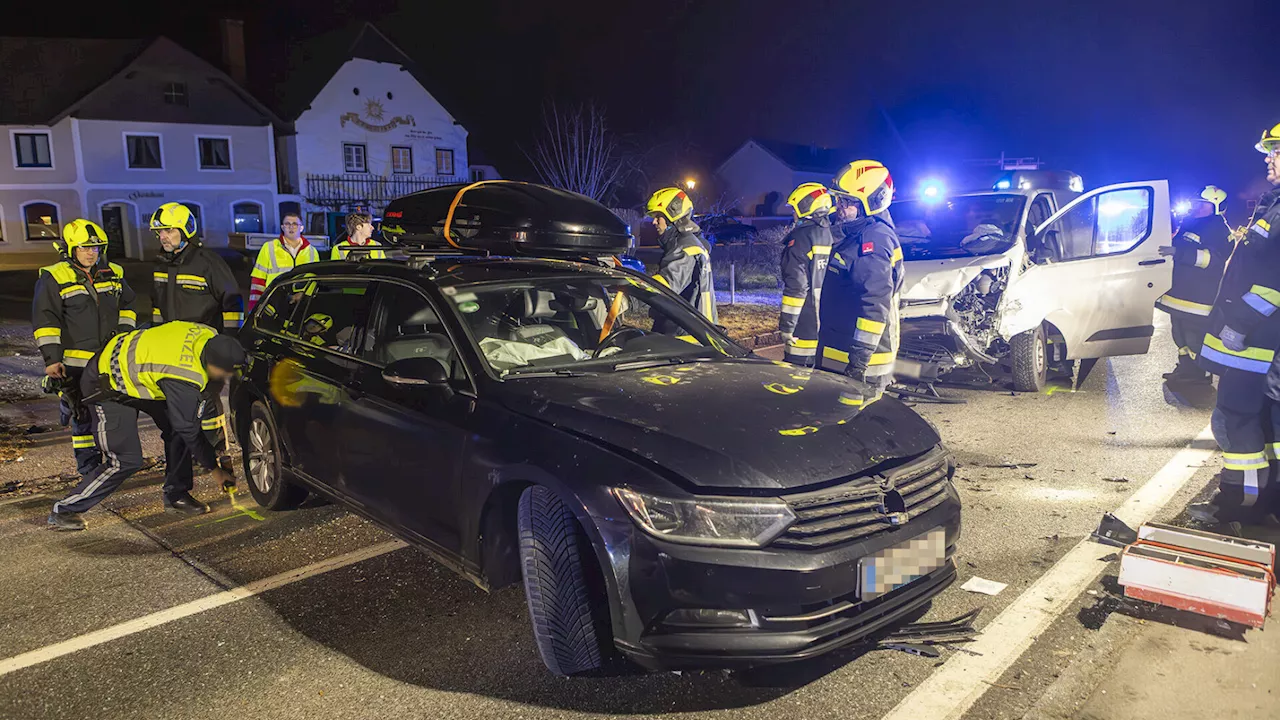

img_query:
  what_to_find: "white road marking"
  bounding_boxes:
[882,423,1216,720]
[0,539,407,678]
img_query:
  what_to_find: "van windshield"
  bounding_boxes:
[895,194,1026,260]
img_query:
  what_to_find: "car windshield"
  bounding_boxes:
[895,194,1026,260]
[443,273,746,377]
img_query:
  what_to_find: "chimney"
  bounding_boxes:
[220,18,247,86]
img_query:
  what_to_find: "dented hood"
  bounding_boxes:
[498,358,940,490]
[901,254,1013,301]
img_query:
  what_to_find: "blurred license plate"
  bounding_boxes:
[859,527,946,600]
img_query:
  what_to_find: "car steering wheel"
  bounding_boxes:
[594,326,647,357]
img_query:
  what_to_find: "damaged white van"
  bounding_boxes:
[894,172,1172,391]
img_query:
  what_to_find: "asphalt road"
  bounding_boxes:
[0,316,1225,720]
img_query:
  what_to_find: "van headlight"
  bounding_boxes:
[611,488,795,547]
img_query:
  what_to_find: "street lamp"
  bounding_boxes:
[685,178,696,190]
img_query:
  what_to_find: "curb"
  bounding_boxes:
[734,330,783,349]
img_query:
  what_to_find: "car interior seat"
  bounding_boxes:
[504,290,573,347]
[379,305,456,368]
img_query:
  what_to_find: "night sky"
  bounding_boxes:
[25,0,1277,211]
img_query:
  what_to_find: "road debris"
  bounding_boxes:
[1102,476,1130,483]
[1092,513,1139,547]
[961,576,1008,595]
[983,461,1037,469]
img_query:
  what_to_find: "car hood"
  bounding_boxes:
[498,358,940,491]
[902,254,1012,301]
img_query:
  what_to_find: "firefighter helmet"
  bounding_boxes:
[786,182,835,219]
[646,187,693,222]
[1200,185,1227,215]
[832,160,894,216]
[149,202,198,239]
[1255,122,1280,154]
[55,219,108,259]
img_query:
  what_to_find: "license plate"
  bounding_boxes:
[859,527,946,600]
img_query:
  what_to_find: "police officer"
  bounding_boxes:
[646,187,717,323]
[779,183,835,365]
[1156,185,1232,383]
[150,202,244,453]
[818,160,903,407]
[33,220,138,476]
[331,212,387,260]
[249,211,320,308]
[1189,123,1280,526]
[47,321,243,531]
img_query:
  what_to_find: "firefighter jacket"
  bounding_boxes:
[779,217,834,362]
[1198,188,1280,376]
[331,238,388,261]
[653,223,717,323]
[32,260,137,369]
[249,237,321,308]
[87,321,220,469]
[152,242,244,332]
[1155,212,1232,319]
[818,211,904,378]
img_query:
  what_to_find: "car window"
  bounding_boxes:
[293,279,375,354]
[363,282,467,382]
[1042,188,1153,261]
[254,280,310,338]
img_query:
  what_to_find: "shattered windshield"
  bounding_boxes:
[895,194,1026,260]
[442,274,745,377]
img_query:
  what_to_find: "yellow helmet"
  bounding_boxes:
[149,202,197,239]
[645,187,693,222]
[56,219,108,259]
[832,160,895,216]
[1200,185,1227,215]
[304,313,333,332]
[786,182,835,219]
[1256,122,1280,154]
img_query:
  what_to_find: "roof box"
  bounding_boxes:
[379,182,633,257]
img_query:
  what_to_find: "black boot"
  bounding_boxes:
[163,492,210,516]
[47,511,86,532]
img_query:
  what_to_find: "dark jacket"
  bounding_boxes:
[152,243,244,333]
[1155,212,1232,319]
[32,260,137,369]
[81,361,219,470]
[818,211,904,378]
[779,217,834,361]
[654,221,717,322]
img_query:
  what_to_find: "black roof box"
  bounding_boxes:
[379,182,633,257]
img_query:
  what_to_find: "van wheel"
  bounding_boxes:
[1011,324,1048,392]
[518,485,612,676]
[243,401,307,511]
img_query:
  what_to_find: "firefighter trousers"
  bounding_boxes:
[784,302,820,366]
[1170,315,1210,376]
[199,378,227,453]
[52,399,199,515]
[59,392,100,477]
[1209,370,1280,521]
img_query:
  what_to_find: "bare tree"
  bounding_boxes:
[525,103,627,203]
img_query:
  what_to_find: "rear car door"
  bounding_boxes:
[1001,181,1172,358]
[341,280,472,555]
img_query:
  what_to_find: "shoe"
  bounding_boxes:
[47,511,86,531]
[163,493,211,516]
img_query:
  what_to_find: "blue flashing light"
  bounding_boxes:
[1173,199,1192,217]
[919,178,946,203]
[995,179,1011,190]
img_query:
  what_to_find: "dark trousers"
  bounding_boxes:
[783,301,820,367]
[53,399,197,515]
[59,392,100,477]
[199,378,227,453]
[1210,370,1280,521]
[1170,314,1210,375]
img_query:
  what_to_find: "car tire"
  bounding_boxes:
[518,484,612,677]
[242,401,307,511]
[1011,324,1048,392]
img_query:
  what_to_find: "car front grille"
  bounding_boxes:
[899,335,956,364]
[773,447,953,550]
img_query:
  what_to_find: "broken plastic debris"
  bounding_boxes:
[1102,476,1130,483]
[961,577,1008,595]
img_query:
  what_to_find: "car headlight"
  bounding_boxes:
[611,488,795,548]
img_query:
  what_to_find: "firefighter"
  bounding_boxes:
[646,187,717,323]
[248,211,320,308]
[331,212,387,260]
[33,219,138,476]
[149,202,244,453]
[818,160,903,407]
[47,322,242,531]
[1188,123,1280,526]
[779,183,835,365]
[1156,185,1232,383]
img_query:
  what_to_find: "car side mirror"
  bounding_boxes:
[382,357,449,388]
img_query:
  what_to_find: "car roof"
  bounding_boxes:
[284,255,624,289]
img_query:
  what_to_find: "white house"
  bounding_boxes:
[715,139,853,218]
[0,35,283,268]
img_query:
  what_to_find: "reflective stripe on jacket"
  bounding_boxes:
[1199,190,1280,376]
[1156,213,1231,319]
[152,243,244,332]
[779,218,833,361]
[32,261,136,368]
[249,238,321,308]
[818,211,904,377]
[653,224,717,323]
[96,321,214,400]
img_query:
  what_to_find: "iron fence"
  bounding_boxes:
[304,173,467,208]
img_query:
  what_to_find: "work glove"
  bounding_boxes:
[781,332,794,345]
[1219,325,1247,352]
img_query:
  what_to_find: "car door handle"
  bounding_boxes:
[1138,259,1166,266]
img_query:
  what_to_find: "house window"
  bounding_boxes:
[470,168,485,182]
[343,143,367,173]
[23,202,60,241]
[163,82,188,106]
[435,148,454,176]
[178,202,203,239]
[125,134,163,169]
[198,137,231,170]
[391,146,413,174]
[14,133,52,168]
[233,202,263,234]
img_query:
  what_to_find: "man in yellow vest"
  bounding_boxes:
[48,322,242,531]
[331,212,387,260]
[32,219,138,476]
[248,211,320,308]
